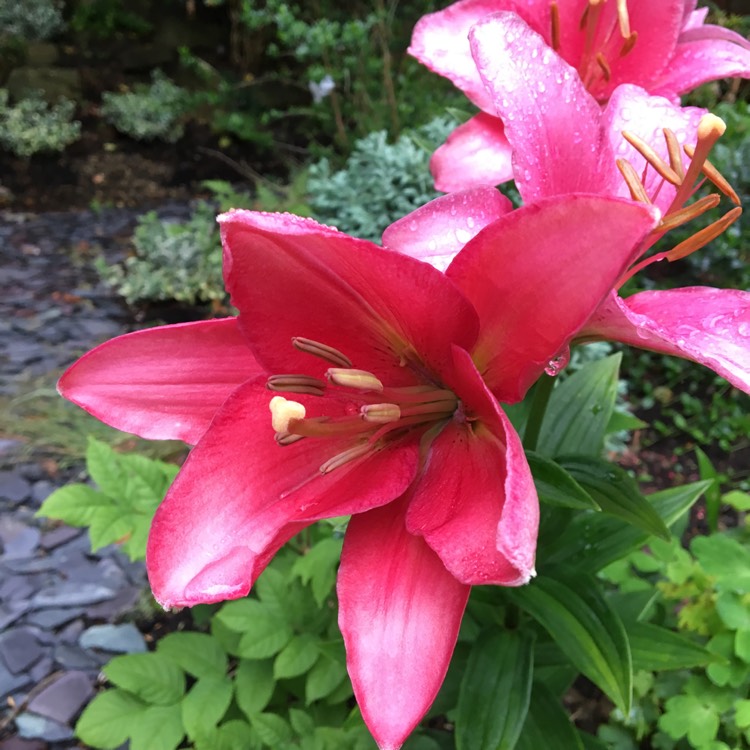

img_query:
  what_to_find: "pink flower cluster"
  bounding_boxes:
[61,3,750,748]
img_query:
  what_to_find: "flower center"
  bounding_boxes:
[551,0,637,94]
[266,338,460,475]
[615,113,743,286]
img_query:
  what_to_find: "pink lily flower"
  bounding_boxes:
[389,12,750,395]
[59,197,657,749]
[409,0,750,191]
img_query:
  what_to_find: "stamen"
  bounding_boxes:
[292,337,352,368]
[683,144,741,206]
[269,396,306,432]
[361,403,401,424]
[381,385,457,403]
[550,1,561,51]
[622,130,681,185]
[320,443,374,474]
[326,368,384,392]
[267,374,327,396]
[657,194,721,232]
[275,431,305,446]
[663,128,685,181]
[616,0,631,39]
[288,416,372,439]
[665,207,742,261]
[616,159,652,203]
[400,399,458,419]
[619,30,637,57]
[596,52,611,81]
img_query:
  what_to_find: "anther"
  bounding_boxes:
[621,130,681,185]
[269,396,306,432]
[596,52,611,81]
[326,368,384,392]
[550,1,561,51]
[267,374,327,396]
[320,443,374,474]
[682,144,741,206]
[663,128,685,181]
[360,403,402,424]
[619,31,638,57]
[616,159,652,204]
[666,207,742,262]
[291,337,352,368]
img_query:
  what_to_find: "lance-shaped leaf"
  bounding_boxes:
[628,623,717,672]
[516,681,583,750]
[526,452,599,510]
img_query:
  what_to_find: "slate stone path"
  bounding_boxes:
[1,205,192,749]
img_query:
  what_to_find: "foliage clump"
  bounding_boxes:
[101,71,189,143]
[0,89,80,156]
[0,0,65,40]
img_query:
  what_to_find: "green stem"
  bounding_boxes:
[523,374,556,452]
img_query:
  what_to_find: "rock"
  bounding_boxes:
[0,600,31,631]
[52,643,101,671]
[0,627,45,673]
[0,660,33,700]
[15,713,74,743]
[31,581,116,609]
[0,472,32,504]
[39,524,81,550]
[6,66,82,104]
[79,623,147,654]
[0,517,40,559]
[26,608,84,630]
[0,737,47,750]
[25,42,60,67]
[27,671,94,724]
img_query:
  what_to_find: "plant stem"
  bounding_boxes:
[523,374,556,452]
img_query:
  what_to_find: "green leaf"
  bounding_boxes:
[605,411,646,434]
[103,653,186,705]
[735,699,750,728]
[526,451,599,510]
[157,632,228,679]
[37,484,114,526]
[456,629,534,750]
[237,611,293,659]
[86,436,127,497]
[558,456,670,540]
[735,630,750,663]
[516,682,583,750]
[692,535,750,593]
[659,694,719,747]
[724,490,750,512]
[716,591,750,630]
[251,712,293,746]
[628,623,716,671]
[306,653,348,704]
[292,537,343,607]
[510,575,632,714]
[181,677,233,740]
[88,507,138,551]
[215,598,257,632]
[235,659,275,718]
[536,353,621,458]
[274,634,320,679]
[289,708,316,737]
[75,689,147,749]
[129,704,184,750]
[194,720,256,750]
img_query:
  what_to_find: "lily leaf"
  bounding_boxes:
[526,451,599,510]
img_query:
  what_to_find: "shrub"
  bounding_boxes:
[0,0,65,40]
[0,89,80,157]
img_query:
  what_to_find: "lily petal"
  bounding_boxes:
[338,497,470,750]
[447,194,659,402]
[382,187,512,270]
[580,288,750,394]
[58,318,259,444]
[147,380,420,608]
[469,12,611,202]
[430,113,515,192]
[406,346,537,585]
[219,210,479,388]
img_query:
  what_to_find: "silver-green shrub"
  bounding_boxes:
[0,0,65,40]
[100,71,188,143]
[0,89,80,156]
[307,116,456,241]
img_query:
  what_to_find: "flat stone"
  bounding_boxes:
[0,439,25,458]
[29,655,53,683]
[0,574,34,600]
[27,671,94,724]
[25,607,84,630]
[0,660,32,700]
[58,619,84,644]
[0,737,47,750]
[3,556,59,574]
[0,627,44,674]
[31,582,116,609]
[0,472,31,503]
[39,525,80,550]
[53,643,101,671]
[0,517,40,559]
[15,713,74,742]
[0,600,31,631]
[30,480,55,505]
[79,624,147,654]
[86,585,142,620]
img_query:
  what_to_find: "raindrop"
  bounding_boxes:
[466,216,475,228]
[738,321,750,337]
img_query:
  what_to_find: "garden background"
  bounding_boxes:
[1,1,750,749]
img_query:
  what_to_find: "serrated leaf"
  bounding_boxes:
[129,704,184,750]
[510,575,631,714]
[235,659,275,718]
[104,653,186,705]
[37,484,115,526]
[237,611,293,659]
[251,712,293,746]
[289,708,316,737]
[181,677,233,740]
[195,720,256,750]
[526,451,599,510]
[536,354,621,458]
[516,682,583,750]
[86,436,127,497]
[254,566,288,618]
[75,689,147,749]
[628,623,716,671]
[306,654,347,704]
[88,507,138,551]
[456,629,534,750]
[292,537,343,607]
[157,632,228,679]
[659,694,719,746]
[215,598,260,632]
[274,634,320,679]
[558,455,670,540]
[692,535,750,593]
[716,591,750,630]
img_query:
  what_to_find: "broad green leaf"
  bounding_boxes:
[692,535,750,593]
[157,632,228,679]
[215,598,257,632]
[237,611,293,659]
[198,720,255,750]
[88,507,138,551]
[37,484,114,526]
[181,677,233,740]
[292,537,343,607]
[724,490,750,511]
[456,629,534,750]
[558,456,670,540]
[735,699,750,728]
[536,354,621,458]
[86,436,127,497]
[659,694,720,747]
[251,712,293,746]
[605,410,646,434]
[735,630,750,663]
[235,659,275,718]
[75,689,147,749]
[120,452,178,499]
[274,634,320,679]
[578,731,609,750]
[539,481,710,572]
[510,575,632,714]
[627,623,716,671]
[716,591,750,630]
[103,653,186,705]
[254,566,289,617]
[516,682,583,750]
[289,708,316,737]
[129,704,184,750]
[526,451,599,510]
[306,654,348,704]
